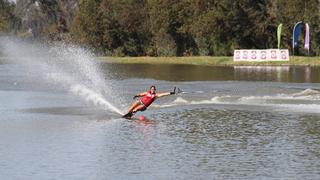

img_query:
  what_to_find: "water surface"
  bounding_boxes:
[1,62,320,180]
[103,63,320,83]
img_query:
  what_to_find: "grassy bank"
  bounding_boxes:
[99,56,320,66]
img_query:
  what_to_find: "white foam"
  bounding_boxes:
[172,97,188,104]
[154,97,222,108]
[190,97,221,105]
[154,89,320,113]
[292,88,320,97]
[276,104,320,113]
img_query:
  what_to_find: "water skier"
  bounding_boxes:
[122,85,176,119]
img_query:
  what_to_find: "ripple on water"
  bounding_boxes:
[153,107,320,179]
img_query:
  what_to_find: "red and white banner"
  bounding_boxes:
[233,49,289,61]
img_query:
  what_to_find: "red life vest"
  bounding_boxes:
[140,91,156,107]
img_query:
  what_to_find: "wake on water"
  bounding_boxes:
[0,37,123,115]
[154,88,320,114]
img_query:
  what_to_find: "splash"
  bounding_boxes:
[0,36,123,115]
[292,88,320,97]
[70,84,122,114]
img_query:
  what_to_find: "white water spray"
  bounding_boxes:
[0,37,123,115]
[70,84,122,114]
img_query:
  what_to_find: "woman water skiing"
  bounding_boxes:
[122,85,176,119]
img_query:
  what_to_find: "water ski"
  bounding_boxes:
[122,113,155,123]
[121,112,142,120]
[122,112,134,119]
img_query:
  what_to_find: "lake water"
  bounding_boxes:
[1,62,320,180]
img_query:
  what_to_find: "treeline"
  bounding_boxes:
[0,0,15,32]
[1,0,320,56]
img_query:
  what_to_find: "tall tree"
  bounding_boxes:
[147,0,196,56]
[99,0,150,56]
[71,0,103,52]
[4,0,320,56]
[0,0,16,32]
[277,0,320,55]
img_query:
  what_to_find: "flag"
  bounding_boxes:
[277,24,283,49]
[293,21,303,49]
[304,23,310,51]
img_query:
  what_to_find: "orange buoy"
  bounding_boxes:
[139,115,145,121]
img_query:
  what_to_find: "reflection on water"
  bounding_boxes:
[103,63,234,81]
[234,66,290,82]
[235,66,320,83]
[104,63,320,83]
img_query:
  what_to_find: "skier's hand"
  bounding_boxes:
[170,87,176,95]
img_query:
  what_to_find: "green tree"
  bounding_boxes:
[181,0,226,55]
[303,0,320,55]
[277,0,320,55]
[147,0,196,56]
[99,0,150,56]
[0,0,15,32]
[10,0,319,56]
[71,0,103,52]
[182,0,276,56]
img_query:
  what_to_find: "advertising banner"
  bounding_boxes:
[233,49,289,61]
[277,24,283,49]
[304,23,310,51]
[293,21,304,49]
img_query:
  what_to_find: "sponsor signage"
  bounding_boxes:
[233,49,289,61]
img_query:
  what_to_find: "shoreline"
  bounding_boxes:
[98,56,320,67]
[1,56,319,67]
